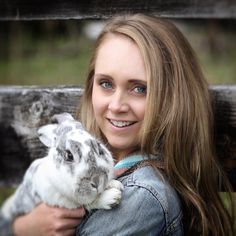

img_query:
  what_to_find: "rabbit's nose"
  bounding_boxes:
[90,180,100,190]
[91,176,99,189]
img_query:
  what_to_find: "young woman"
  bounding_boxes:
[5,14,236,235]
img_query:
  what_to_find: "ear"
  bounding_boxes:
[51,112,74,124]
[37,124,58,147]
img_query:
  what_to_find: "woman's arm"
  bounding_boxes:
[13,203,85,236]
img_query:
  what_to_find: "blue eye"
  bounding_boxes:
[100,81,113,89]
[133,85,147,94]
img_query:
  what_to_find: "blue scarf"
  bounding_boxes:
[114,154,148,177]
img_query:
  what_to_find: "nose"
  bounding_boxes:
[91,176,99,189]
[91,182,98,189]
[108,91,129,113]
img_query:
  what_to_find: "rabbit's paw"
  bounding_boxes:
[86,187,122,210]
[107,179,124,191]
[100,188,122,209]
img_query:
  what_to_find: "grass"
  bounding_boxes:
[178,21,236,84]
[196,36,236,85]
[0,187,15,206]
[0,34,93,86]
[0,21,235,85]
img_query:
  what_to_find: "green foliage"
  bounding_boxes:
[0,31,93,86]
[182,22,236,84]
[220,192,236,211]
[0,20,235,85]
[0,187,15,206]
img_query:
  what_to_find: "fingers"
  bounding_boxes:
[62,229,77,236]
[52,206,86,219]
[12,203,85,236]
[33,204,85,235]
[53,228,76,236]
[53,217,83,230]
[48,211,84,236]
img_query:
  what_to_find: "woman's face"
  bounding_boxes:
[92,34,147,161]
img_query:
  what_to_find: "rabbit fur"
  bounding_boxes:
[0,113,123,220]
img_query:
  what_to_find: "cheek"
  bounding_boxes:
[132,100,146,121]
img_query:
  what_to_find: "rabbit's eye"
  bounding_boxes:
[65,150,74,162]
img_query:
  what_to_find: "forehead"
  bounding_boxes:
[95,34,146,82]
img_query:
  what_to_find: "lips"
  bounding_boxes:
[108,119,136,128]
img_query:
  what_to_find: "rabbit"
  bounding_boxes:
[0,113,123,220]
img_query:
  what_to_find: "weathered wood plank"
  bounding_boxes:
[212,85,236,190]
[0,86,83,186]
[0,0,235,20]
[0,85,236,190]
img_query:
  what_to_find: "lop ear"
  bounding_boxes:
[37,124,58,147]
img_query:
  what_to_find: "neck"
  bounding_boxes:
[111,147,140,163]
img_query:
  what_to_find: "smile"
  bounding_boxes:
[108,119,136,128]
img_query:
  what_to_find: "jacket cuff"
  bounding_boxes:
[0,216,14,236]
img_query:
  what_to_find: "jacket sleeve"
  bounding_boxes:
[76,184,166,236]
[0,214,14,236]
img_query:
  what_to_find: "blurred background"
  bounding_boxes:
[0,19,235,205]
[0,19,235,86]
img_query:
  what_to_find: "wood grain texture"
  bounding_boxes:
[212,85,236,190]
[0,86,83,186]
[0,85,235,190]
[0,0,235,20]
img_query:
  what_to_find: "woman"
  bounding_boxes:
[8,14,236,235]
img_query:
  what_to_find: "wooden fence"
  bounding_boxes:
[0,0,235,190]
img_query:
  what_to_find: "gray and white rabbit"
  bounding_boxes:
[0,113,123,220]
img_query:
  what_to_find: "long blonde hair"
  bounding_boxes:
[79,14,235,235]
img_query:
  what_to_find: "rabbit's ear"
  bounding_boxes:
[37,124,58,147]
[51,113,74,124]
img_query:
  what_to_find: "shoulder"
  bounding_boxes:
[121,166,182,226]
[122,166,182,212]
[77,165,183,236]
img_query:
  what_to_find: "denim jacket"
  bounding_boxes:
[76,165,184,236]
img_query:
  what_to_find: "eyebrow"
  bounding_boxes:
[94,74,112,79]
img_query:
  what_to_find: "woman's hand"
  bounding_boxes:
[12,203,85,236]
